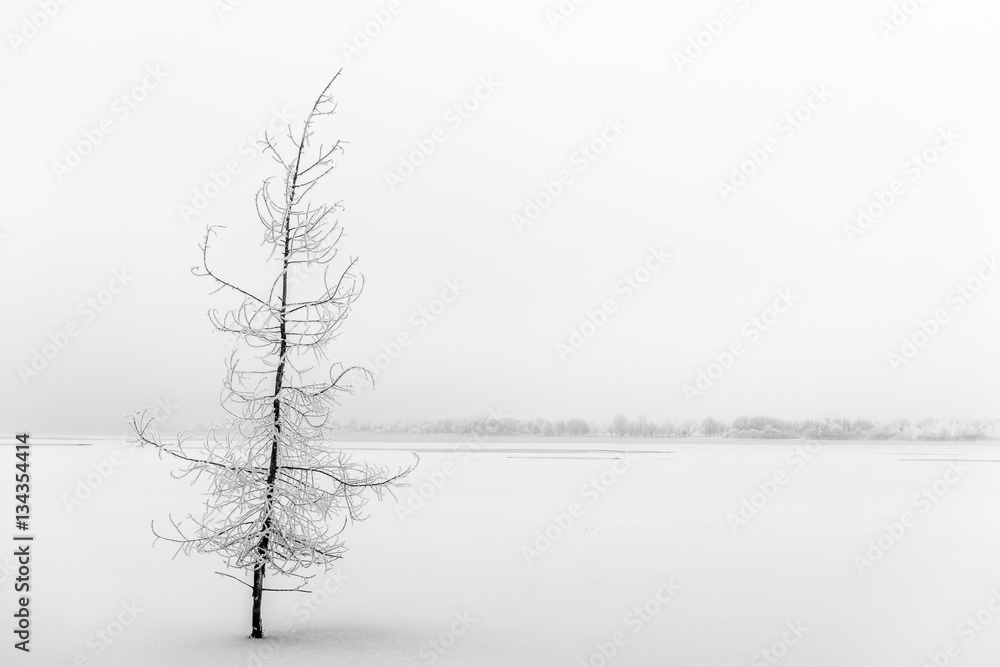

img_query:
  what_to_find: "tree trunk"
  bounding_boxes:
[250,562,266,638]
[249,147,298,639]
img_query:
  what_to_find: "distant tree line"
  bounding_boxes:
[341,414,1000,441]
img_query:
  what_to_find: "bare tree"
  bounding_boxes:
[611,414,628,437]
[131,70,414,639]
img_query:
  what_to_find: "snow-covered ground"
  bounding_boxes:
[7,439,1000,666]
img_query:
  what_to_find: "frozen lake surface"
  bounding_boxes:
[6,439,1000,666]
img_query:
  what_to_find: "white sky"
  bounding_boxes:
[2,0,998,435]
